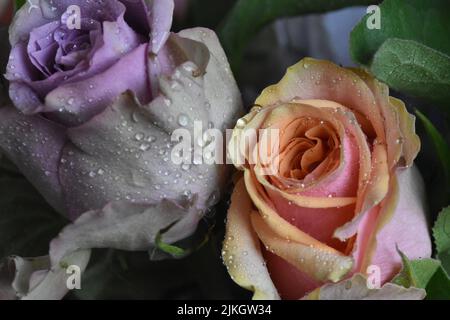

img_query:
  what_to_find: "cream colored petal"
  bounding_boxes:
[255,58,386,144]
[389,97,421,167]
[349,68,420,168]
[223,177,280,300]
[228,106,271,170]
[304,273,425,300]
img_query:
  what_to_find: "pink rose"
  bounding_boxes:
[224,58,432,299]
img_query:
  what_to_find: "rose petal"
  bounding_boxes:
[251,212,353,283]
[58,92,209,219]
[27,21,60,76]
[45,43,150,125]
[0,105,66,214]
[243,170,354,284]
[334,142,390,240]
[49,200,195,265]
[359,166,432,282]
[148,0,174,54]
[176,28,243,131]
[304,273,425,300]
[389,97,421,167]
[222,177,280,300]
[0,251,90,300]
[264,250,320,299]
[255,58,386,144]
[349,68,420,168]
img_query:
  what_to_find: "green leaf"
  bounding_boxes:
[392,250,450,300]
[370,39,450,105]
[153,220,216,259]
[425,266,450,300]
[416,109,450,180]
[155,226,186,258]
[351,0,450,64]
[219,0,379,72]
[0,154,67,258]
[433,206,450,275]
[393,251,440,289]
[350,0,450,105]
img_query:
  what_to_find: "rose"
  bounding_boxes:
[0,0,242,299]
[224,58,431,300]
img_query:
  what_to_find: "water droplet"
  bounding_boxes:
[139,143,150,151]
[178,113,189,127]
[164,97,172,106]
[236,117,247,128]
[135,133,144,141]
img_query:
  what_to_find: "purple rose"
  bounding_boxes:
[0,0,242,299]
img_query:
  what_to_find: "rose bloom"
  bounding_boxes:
[224,58,431,300]
[0,0,241,299]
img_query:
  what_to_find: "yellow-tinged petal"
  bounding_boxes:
[250,212,353,283]
[349,68,420,168]
[255,58,386,144]
[222,177,280,300]
[228,105,271,170]
[389,97,421,167]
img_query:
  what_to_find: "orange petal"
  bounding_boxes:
[255,58,386,144]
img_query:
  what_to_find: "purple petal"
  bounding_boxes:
[87,10,146,73]
[39,0,125,22]
[0,105,67,215]
[149,0,174,54]
[31,7,144,98]
[6,42,40,82]
[8,82,45,114]
[45,43,150,125]
[27,21,60,76]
